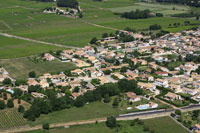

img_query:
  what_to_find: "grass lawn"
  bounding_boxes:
[144,116,188,133]
[28,101,123,126]
[0,58,76,79]
[0,108,27,130]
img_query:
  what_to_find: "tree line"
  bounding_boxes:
[115,9,163,19]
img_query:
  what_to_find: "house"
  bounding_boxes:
[17,85,28,93]
[113,73,125,79]
[27,78,39,86]
[71,69,84,75]
[165,92,181,101]
[149,102,158,108]
[31,92,46,98]
[126,92,141,102]
[43,53,55,61]
[168,84,182,93]
[155,71,168,77]
[182,87,198,96]
[138,82,159,95]
[71,93,81,100]
[39,80,49,88]
[154,78,169,88]
[193,82,200,89]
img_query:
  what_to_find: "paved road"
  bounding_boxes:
[0,32,81,49]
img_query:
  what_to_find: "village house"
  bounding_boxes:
[43,53,55,61]
[27,78,39,86]
[154,78,169,88]
[31,92,46,98]
[155,71,168,77]
[39,80,49,88]
[182,87,198,96]
[113,73,125,79]
[168,84,182,93]
[165,92,182,101]
[126,92,141,103]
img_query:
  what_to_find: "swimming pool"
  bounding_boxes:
[136,104,150,110]
[6,89,14,94]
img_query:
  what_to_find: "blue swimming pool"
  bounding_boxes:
[136,105,150,110]
[7,89,14,94]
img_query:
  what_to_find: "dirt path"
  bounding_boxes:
[0,20,13,30]
[85,21,125,32]
[0,32,81,49]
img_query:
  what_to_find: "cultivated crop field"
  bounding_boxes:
[0,0,199,55]
[0,58,76,79]
[0,108,26,129]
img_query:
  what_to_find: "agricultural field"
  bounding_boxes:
[0,0,199,59]
[144,116,188,133]
[0,108,27,130]
[0,36,64,59]
[0,58,76,79]
[25,117,187,133]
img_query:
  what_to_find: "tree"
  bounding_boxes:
[102,33,108,38]
[7,99,14,108]
[65,89,71,97]
[43,123,50,130]
[196,16,199,20]
[149,24,162,30]
[103,94,111,103]
[3,78,11,85]
[29,71,36,78]
[112,97,119,107]
[0,100,5,110]
[90,37,98,44]
[175,109,181,116]
[79,12,83,18]
[18,105,25,113]
[106,116,117,128]
[73,86,80,93]
[74,95,85,107]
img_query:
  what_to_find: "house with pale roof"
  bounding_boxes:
[43,53,55,61]
[31,92,46,98]
[165,92,181,101]
[126,92,141,103]
[113,73,125,79]
[154,78,168,88]
[39,80,49,88]
[182,87,198,96]
[27,78,39,86]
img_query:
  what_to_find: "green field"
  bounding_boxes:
[0,108,27,130]
[28,101,123,126]
[0,58,76,79]
[25,116,187,133]
[0,36,64,59]
[144,116,188,133]
[0,0,199,59]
